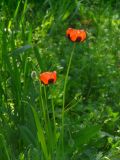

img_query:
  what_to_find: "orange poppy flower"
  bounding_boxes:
[66,28,86,42]
[39,71,57,85]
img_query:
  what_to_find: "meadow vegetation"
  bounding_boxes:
[0,0,120,159]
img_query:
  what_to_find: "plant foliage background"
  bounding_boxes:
[0,0,120,159]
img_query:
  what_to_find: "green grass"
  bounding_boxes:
[1,0,120,159]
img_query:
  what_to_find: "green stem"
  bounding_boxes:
[61,43,76,156]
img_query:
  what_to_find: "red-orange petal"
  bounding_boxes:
[66,28,86,42]
[69,30,78,42]
[39,71,57,85]
[66,28,74,37]
[77,30,86,42]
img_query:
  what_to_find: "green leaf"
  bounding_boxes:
[33,46,45,72]
[73,125,101,148]
[31,107,50,160]
[19,125,36,146]
[0,134,11,160]
[12,44,32,55]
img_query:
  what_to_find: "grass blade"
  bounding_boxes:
[31,106,51,160]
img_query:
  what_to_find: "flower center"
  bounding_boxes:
[48,79,54,84]
[76,37,82,42]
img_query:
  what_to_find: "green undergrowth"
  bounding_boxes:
[1,0,120,159]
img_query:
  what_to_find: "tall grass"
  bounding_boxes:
[1,0,120,159]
